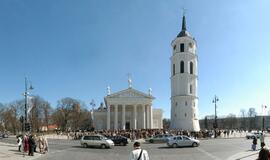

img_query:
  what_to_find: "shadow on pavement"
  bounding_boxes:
[158,146,195,149]
[71,146,83,148]
[8,149,19,152]
[71,146,111,150]
[1,144,17,147]
[236,152,258,160]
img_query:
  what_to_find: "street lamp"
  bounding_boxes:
[23,77,34,133]
[262,105,267,131]
[212,95,219,138]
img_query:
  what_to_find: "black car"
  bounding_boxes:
[0,132,9,138]
[107,136,128,146]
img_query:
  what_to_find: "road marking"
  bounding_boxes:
[226,151,259,160]
[196,147,222,160]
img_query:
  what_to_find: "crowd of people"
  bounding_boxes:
[17,134,49,156]
[16,128,270,159]
[64,128,252,141]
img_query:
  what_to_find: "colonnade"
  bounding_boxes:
[106,104,153,130]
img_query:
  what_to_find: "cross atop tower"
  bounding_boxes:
[127,73,132,88]
[182,8,187,16]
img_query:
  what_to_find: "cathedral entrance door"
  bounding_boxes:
[125,122,130,130]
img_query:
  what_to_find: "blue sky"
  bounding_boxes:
[0,0,270,119]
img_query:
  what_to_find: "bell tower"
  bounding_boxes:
[170,14,200,131]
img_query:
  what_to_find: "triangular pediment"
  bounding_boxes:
[106,88,154,99]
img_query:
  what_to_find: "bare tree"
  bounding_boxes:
[163,118,170,130]
[248,107,257,130]
[225,113,237,129]
[0,102,22,134]
[248,108,257,117]
[28,96,53,132]
[239,109,247,130]
[51,98,92,131]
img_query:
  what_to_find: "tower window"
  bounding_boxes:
[173,45,176,51]
[180,43,184,52]
[190,85,193,94]
[173,64,175,75]
[185,101,187,106]
[185,113,187,117]
[175,102,178,106]
[190,62,193,74]
[180,61,184,73]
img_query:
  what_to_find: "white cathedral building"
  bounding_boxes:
[170,15,200,131]
[93,80,163,130]
[92,14,200,131]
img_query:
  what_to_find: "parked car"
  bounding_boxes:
[147,134,174,143]
[167,135,200,148]
[246,132,261,139]
[107,136,128,146]
[80,135,114,149]
[0,132,9,138]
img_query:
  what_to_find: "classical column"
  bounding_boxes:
[107,105,110,130]
[122,105,126,130]
[146,105,150,129]
[150,105,153,128]
[142,105,146,129]
[133,105,137,129]
[114,105,118,130]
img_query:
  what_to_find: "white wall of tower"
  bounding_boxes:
[170,35,200,131]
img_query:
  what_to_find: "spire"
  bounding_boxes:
[182,15,186,31]
[177,11,191,38]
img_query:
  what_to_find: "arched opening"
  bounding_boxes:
[180,43,184,52]
[173,64,175,75]
[190,62,193,74]
[180,61,184,73]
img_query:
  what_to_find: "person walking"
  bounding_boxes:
[17,136,22,152]
[260,133,265,148]
[129,142,149,160]
[42,135,49,153]
[23,135,29,154]
[28,135,35,156]
[252,136,258,151]
[38,136,44,153]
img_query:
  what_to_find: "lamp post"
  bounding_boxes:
[262,105,267,131]
[23,77,34,133]
[212,95,219,138]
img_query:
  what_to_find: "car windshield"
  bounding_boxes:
[102,136,108,140]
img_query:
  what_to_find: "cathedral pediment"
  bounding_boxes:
[106,88,154,99]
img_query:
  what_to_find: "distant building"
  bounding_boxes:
[40,124,58,131]
[199,115,270,130]
[93,83,163,130]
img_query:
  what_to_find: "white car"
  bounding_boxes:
[167,135,200,148]
[80,135,114,149]
[246,132,261,139]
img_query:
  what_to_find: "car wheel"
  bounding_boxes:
[149,139,154,143]
[101,144,106,149]
[172,143,177,148]
[192,142,198,147]
[120,142,125,146]
[83,143,88,148]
